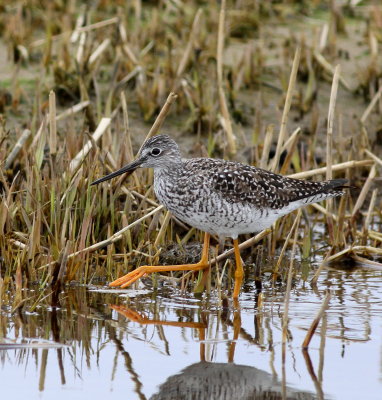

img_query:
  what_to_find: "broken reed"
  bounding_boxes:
[0,1,381,300]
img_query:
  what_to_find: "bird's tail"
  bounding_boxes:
[323,178,351,193]
[298,178,350,206]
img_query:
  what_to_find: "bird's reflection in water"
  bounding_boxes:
[150,362,314,400]
[111,305,315,400]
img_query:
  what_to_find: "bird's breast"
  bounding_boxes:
[153,169,203,218]
[152,169,273,238]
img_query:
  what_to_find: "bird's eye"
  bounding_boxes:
[151,148,161,156]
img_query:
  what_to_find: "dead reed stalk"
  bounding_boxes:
[49,90,57,156]
[40,205,164,270]
[69,117,111,174]
[141,92,178,147]
[271,46,300,172]
[217,0,236,155]
[4,129,31,169]
[302,291,331,349]
[325,64,341,240]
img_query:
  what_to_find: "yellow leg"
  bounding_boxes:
[111,304,207,361]
[109,233,211,288]
[232,238,244,299]
[228,306,242,363]
[110,305,205,329]
[199,326,206,362]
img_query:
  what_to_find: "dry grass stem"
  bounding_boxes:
[279,127,301,175]
[217,0,236,155]
[70,10,86,43]
[69,117,111,173]
[154,211,172,247]
[319,23,329,51]
[88,38,111,67]
[271,46,300,172]
[48,90,57,155]
[55,101,90,122]
[280,127,301,155]
[326,64,341,182]
[364,149,382,168]
[260,124,274,169]
[274,210,302,274]
[312,245,382,283]
[288,160,373,179]
[313,51,351,90]
[282,254,294,345]
[325,64,340,238]
[302,291,331,349]
[76,32,86,66]
[75,17,120,33]
[4,129,31,169]
[176,9,203,79]
[119,24,138,64]
[142,92,178,147]
[351,164,377,218]
[115,66,142,92]
[283,213,301,344]
[352,255,382,270]
[29,17,119,47]
[311,258,328,286]
[311,203,339,221]
[30,117,47,149]
[363,189,378,234]
[361,85,382,123]
[41,205,164,269]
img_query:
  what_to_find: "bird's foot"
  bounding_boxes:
[109,266,151,288]
[109,262,210,289]
[110,305,150,323]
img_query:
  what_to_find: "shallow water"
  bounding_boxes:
[1,266,382,400]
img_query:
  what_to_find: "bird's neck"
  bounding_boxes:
[153,161,183,180]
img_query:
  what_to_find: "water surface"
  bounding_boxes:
[1,267,381,400]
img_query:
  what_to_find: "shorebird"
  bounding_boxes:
[92,134,348,298]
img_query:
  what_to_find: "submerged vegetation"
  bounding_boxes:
[0,0,381,311]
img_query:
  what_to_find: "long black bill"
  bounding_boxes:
[91,158,143,186]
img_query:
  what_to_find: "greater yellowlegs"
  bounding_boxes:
[92,134,348,298]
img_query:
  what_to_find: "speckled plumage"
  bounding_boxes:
[93,134,348,239]
[144,135,347,239]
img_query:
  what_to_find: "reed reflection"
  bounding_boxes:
[1,268,381,399]
[112,303,315,400]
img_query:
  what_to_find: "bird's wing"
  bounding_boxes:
[181,158,346,209]
[204,161,335,209]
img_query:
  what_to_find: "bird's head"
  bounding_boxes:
[91,134,182,185]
